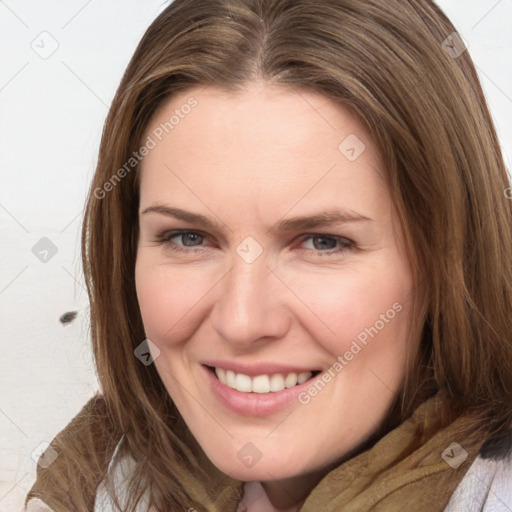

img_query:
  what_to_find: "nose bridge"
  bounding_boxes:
[225,254,271,323]
[212,249,289,346]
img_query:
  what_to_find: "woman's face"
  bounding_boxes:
[135,83,414,488]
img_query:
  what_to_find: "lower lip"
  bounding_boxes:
[202,365,315,417]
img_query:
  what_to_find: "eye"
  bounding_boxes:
[156,230,209,252]
[154,230,354,257]
[297,234,354,256]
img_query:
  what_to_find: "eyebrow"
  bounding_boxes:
[141,205,373,232]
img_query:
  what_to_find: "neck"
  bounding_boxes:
[259,433,382,510]
[260,470,327,510]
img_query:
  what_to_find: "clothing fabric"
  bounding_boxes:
[23,453,512,512]
[234,455,512,512]
[23,393,512,512]
[443,454,512,511]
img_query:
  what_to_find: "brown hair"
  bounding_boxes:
[26,0,512,510]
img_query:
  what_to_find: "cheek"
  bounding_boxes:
[294,272,408,332]
[134,258,212,342]
[288,267,410,357]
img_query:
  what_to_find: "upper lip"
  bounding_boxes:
[202,360,320,377]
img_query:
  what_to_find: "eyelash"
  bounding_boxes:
[154,230,355,257]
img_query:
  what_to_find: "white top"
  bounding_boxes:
[443,454,512,511]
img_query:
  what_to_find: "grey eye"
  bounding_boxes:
[311,235,337,250]
[180,232,204,247]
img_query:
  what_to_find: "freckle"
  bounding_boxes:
[59,311,78,324]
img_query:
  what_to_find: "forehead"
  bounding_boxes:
[138,83,388,223]
[143,83,373,151]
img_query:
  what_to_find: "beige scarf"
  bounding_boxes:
[26,392,485,511]
[177,392,485,512]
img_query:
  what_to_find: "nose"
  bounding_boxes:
[210,251,291,349]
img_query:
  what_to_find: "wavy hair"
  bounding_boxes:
[26,0,512,510]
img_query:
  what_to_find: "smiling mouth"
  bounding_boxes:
[206,365,322,393]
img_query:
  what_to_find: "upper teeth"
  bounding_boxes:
[214,367,313,393]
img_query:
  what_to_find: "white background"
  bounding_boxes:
[0,1,511,510]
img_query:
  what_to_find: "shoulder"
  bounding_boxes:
[23,393,123,512]
[443,453,512,511]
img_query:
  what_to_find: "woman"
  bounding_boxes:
[24,0,512,510]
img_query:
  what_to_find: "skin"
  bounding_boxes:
[135,82,415,510]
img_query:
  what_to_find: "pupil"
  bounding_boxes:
[183,233,202,247]
[313,236,336,250]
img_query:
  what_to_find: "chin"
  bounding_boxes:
[205,445,313,482]
[222,463,297,482]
